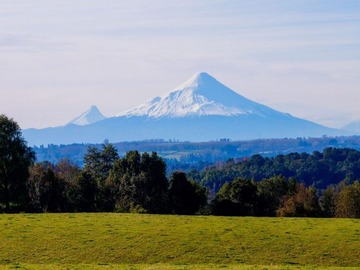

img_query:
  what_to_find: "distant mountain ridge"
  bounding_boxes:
[68,105,106,126]
[23,72,348,146]
[343,120,360,134]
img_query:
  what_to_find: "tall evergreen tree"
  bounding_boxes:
[83,143,119,211]
[75,171,99,212]
[0,115,35,212]
[168,171,207,215]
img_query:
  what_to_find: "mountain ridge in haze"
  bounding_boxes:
[343,120,360,134]
[68,105,106,126]
[23,72,348,146]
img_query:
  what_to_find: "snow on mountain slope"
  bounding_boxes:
[119,72,288,119]
[68,105,106,126]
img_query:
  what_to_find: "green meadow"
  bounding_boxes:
[0,214,359,269]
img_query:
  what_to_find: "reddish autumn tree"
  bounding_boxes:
[276,183,320,217]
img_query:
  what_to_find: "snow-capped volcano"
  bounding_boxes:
[68,105,106,126]
[119,72,284,118]
[23,72,348,146]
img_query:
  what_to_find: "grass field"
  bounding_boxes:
[0,214,359,269]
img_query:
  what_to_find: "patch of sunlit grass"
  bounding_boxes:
[0,214,359,268]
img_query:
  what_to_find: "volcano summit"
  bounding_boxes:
[119,72,280,119]
[23,72,346,145]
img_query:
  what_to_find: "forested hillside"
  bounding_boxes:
[192,147,360,192]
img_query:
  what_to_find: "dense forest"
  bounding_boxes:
[191,147,360,192]
[4,143,360,218]
[1,115,360,217]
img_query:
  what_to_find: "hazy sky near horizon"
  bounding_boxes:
[1,0,359,129]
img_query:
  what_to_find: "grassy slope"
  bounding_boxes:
[0,264,359,270]
[0,214,359,269]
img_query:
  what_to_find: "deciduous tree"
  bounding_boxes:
[107,151,168,213]
[257,175,288,216]
[27,162,66,212]
[212,178,258,216]
[276,184,320,217]
[335,181,360,218]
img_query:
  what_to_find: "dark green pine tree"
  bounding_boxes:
[168,171,207,215]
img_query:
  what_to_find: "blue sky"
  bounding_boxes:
[1,0,359,129]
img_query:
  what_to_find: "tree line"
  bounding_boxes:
[24,146,208,214]
[1,114,360,217]
[212,176,360,218]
